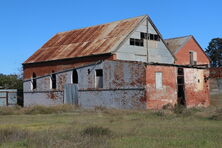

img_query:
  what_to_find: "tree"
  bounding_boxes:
[0,73,23,91]
[205,38,222,67]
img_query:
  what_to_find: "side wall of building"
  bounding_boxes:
[24,70,72,106]
[175,38,210,65]
[23,55,115,79]
[145,65,177,109]
[24,60,147,109]
[184,68,210,107]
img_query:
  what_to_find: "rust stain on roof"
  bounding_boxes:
[165,35,192,54]
[24,16,145,64]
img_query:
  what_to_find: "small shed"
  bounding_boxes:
[0,89,17,106]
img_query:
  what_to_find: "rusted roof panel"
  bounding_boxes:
[165,35,192,54]
[24,16,145,64]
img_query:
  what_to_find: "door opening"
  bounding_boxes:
[177,68,185,105]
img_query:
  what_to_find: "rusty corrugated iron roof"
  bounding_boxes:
[24,16,146,64]
[165,35,192,54]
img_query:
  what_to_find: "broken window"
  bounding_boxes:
[51,71,56,89]
[155,72,163,89]
[141,32,148,39]
[95,69,103,88]
[140,32,160,41]
[190,51,197,65]
[32,72,37,90]
[72,69,78,84]
[130,38,144,47]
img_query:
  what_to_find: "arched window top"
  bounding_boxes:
[32,72,36,78]
[51,71,56,89]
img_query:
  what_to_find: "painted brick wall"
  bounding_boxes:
[184,68,210,107]
[146,65,177,109]
[175,38,210,65]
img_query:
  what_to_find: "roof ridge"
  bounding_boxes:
[164,35,193,41]
[57,15,147,34]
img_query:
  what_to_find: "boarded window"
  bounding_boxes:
[32,73,37,90]
[51,71,56,89]
[155,72,163,89]
[95,69,103,88]
[72,69,78,84]
[190,51,197,65]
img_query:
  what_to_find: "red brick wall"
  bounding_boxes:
[175,38,210,65]
[184,68,210,107]
[146,65,177,109]
[23,55,116,80]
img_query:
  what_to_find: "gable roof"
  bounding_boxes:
[24,16,146,64]
[165,35,210,62]
[164,35,192,54]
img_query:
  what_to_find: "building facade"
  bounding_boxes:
[23,15,210,109]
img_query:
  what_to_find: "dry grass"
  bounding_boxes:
[0,95,222,148]
[0,104,78,115]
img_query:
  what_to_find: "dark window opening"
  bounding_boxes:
[32,73,37,90]
[95,69,103,88]
[177,68,185,106]
[140,32,160,41]
[88,69,91,74]
[141,32,148,39]
[51,71,56,89]
[130,38,144,47]
[177,68,184,76]
[96,69,103,77]
[72,69,78,84]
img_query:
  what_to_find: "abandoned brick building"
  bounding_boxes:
[23,15,210,109]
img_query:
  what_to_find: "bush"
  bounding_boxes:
[82,126,111,137]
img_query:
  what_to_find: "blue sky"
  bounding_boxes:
[0,0,221,74]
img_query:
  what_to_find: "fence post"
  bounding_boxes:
[6,91,8,106]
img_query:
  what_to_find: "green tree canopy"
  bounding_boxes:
[0,73,23,91]
[205,38,222,67]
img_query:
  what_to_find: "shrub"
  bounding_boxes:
[82,126,111,137]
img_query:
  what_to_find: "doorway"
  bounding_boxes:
[177,68,185,105]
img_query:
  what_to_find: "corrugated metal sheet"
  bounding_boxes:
[165,35,192,54]
[24,16,145,64]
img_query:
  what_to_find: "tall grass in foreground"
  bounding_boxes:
[0,127,111,148]
[0,104,78,115]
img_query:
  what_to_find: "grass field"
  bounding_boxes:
[0,95,222,148]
